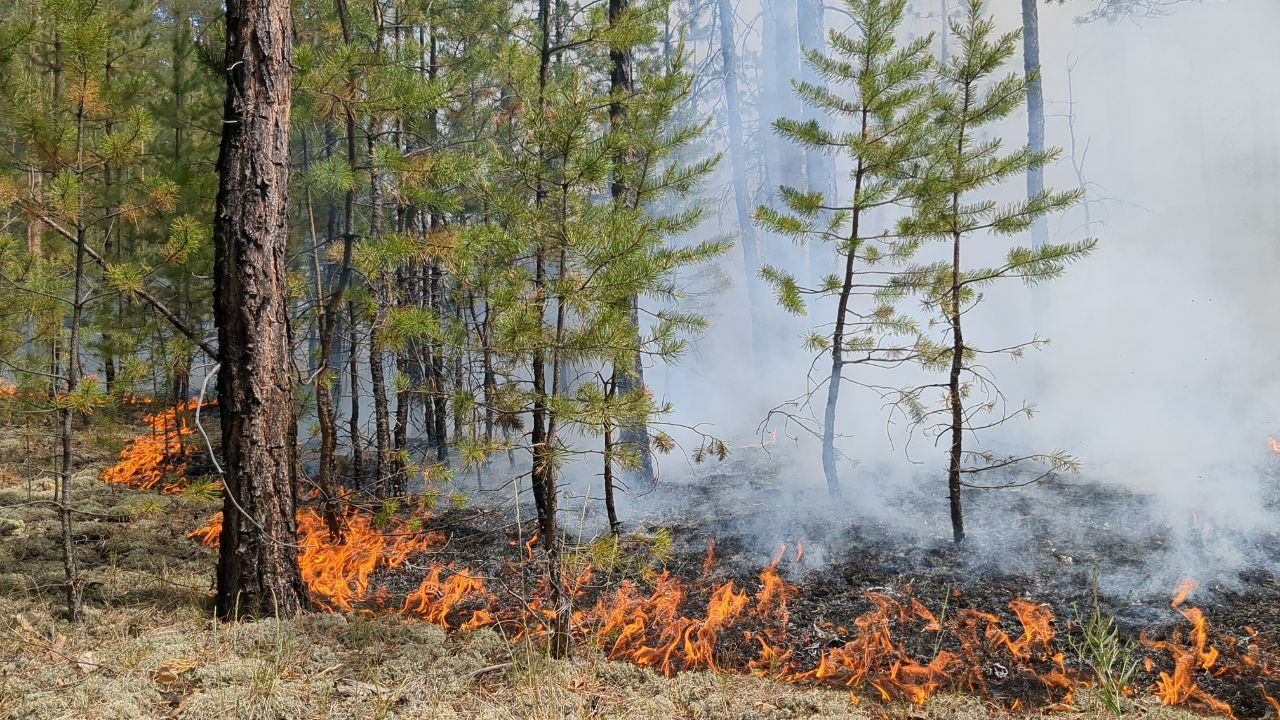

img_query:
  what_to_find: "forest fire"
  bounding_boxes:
[100,397,208,493]
[103,403,1280,716]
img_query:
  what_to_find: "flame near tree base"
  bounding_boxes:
[105,401,1280,717]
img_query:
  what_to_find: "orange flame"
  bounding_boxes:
[402,565,490,627]
[1143,579,1233,715]
[189,505,442,610]
[101,398,209,493]
[700,538,717,579]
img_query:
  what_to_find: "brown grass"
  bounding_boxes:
[0,430,1209,720]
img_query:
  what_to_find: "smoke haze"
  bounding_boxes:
[629,0,1280,595]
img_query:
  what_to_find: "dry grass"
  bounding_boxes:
[0,432,1211,720]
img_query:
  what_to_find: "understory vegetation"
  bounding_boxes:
[0,430,1207,720]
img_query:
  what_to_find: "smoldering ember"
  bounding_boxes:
[0,1,1278,719]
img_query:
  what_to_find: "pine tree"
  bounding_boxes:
[896,0,1097,543]
[211,0,308,618]
[0,0,195,620]
[756,0,934,497]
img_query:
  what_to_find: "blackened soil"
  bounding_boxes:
[371,453,1280,716]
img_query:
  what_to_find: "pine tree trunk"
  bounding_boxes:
[947,222,965,545]
[1021,0,1047,251]
[822,119,866,497]
[211,0,308,618]
[603,373,621,535]
[797,0,832,287]
[370,320,393,492]
[429,261,449,462]
[533,0,569,658]
[392,266,411,495]
[609,0,655,490]
[348,302,363,487]
[717,0,765,370]
[60,100,88,619]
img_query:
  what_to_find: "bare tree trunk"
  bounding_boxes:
[392,266,411,495]
[370,318,393,492]
[821,109,867,497]
[211,0,308,618]
[532,0,568,658]
[717,0,764,370]
[429,261,448,462]
[348,302,363,487]
[947,223,965,545]
[60,96,89,621]
[603,373,621,535]
[609,0,655,490]
[1021,0,1047,251]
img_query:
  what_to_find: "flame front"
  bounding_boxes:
[111,405,1280,716]
[101,397,207,493]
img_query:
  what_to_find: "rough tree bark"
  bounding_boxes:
[211,0,308,618]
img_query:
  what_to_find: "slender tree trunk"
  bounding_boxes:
[797,0,832,286]
[304,133,343,537]
[1021,0,1047,250]
[429,261,448,462]
[821,109,867,496]
[609,0,655,490]
[60,96,89,622]
[480,303,496,445]
[392,266,411,494]
[368,123,393,493]
[211,0,308,618]
[312,0,361,525]
[603,373,621,535]
[348,302,363,487]
[947,223,965,545]
[717,0,764,370]
[369,317,392,492]
[532,0,568,658]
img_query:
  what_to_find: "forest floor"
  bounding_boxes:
[0,420,1219,720]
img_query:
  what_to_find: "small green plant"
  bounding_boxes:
[125,495,167,519]
[573,526,675,579]
[643,527,674,565]
[183,475,222,502]
[447,491,468,509]
[1069,575,1140,716]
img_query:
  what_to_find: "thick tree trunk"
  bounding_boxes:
[211,0,308,618]
[717,0,764,370]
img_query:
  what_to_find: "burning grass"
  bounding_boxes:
[6,402,1280,718]
[5,464,1213,720]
